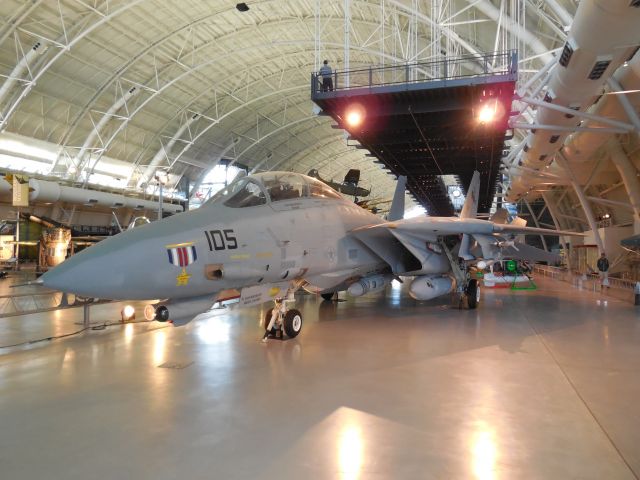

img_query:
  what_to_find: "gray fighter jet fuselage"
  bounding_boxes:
[44,173,388,300]
[41,171,578,336]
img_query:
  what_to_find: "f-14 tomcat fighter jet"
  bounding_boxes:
[41,170,575,338]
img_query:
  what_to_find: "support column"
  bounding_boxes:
[343,0,350,88]
[523,199,548,251]
[608,78,640,131]
[556,152,604,254]
[609,139,640,233]
[314,0,321,72]
[542,191,572,270]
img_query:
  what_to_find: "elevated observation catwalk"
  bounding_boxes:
[311,51,517,215]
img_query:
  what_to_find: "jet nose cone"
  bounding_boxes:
[41,244,128,297]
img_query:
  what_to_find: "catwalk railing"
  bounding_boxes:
[533,265,638,303]
[311,50,518,95]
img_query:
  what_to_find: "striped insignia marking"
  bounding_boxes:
[166,242,197,286]
[167,242,198,268]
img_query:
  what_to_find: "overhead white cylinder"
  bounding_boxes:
[29,178,183,213]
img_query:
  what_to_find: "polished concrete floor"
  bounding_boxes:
[1,276,640,479]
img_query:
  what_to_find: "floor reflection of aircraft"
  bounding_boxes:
[41,171,580,339]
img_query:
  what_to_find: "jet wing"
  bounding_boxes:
[354,216,582,238]
[351,217,582,271]
[492,223,584,237]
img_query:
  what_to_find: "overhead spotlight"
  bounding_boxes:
[68,165,77,175]
[452,189,461,198]
[346,111,362,127]
[236,2,249,12]
[121,304,135,322]
[603,213,611,219]
[345,104,365,129]
[477,99,502,124]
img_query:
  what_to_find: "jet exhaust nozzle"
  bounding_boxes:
[409,276,453,301]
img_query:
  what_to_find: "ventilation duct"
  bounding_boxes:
[588,58,612,80]
[506,0,640,201]
[559,42,575,68]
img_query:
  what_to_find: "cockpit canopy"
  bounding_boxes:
[203,172,344,208]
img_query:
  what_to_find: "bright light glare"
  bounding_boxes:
[121,304,135,321]
[197,318,230,344]
[478,103,497,123]
[472,427,497,480]
[346,111,362,127]
[338,425,363,480]
[344,104,365,129]
[404,205,426,219]
[153,330,166,365]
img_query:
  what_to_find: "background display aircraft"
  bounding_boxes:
[41,171,579,338]
[307,168,371,199]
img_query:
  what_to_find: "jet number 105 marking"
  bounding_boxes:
[205,229,238,251]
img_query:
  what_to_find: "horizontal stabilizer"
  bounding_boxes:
[502,242,560,264]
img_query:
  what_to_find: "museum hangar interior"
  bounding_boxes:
[1,1,640,479]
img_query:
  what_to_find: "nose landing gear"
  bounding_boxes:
[262,298,303,342]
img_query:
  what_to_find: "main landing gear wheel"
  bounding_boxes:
[283,309,303,338]
[466,279,480,309]
[321,293,334,301]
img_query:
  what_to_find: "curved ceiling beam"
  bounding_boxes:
[52,9,234,161]
[6,2,511,186]
[385,0,485,62]
[55,6,369,164]
[469,0,554,64]
[0,0,44,47]
[167,85,308,175]
[15,5,422,156]
[85,39,431,180]
[242,116,321,172]
[544,0,574,27]
[275,133,353,172]
[0,0,147,131]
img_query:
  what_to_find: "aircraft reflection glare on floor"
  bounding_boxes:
[41,170,580,339]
